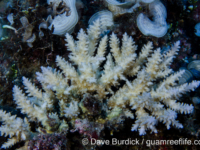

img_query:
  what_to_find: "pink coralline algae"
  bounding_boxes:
[28,133,69,150]
[71,119,104,139]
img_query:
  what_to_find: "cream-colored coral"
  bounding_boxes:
[0,110,32,149]
[0,19,200,148]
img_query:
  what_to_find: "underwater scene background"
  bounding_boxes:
[0,0,200,149]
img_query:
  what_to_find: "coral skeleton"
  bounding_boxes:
[0,19,200,149]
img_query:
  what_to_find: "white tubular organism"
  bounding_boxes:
[48,0,78,36]
[137,0,168,37]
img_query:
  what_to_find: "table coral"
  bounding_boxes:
[0,19,199,149]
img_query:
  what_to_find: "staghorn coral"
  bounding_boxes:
[88,10,114,34]
[0,110,33,149]
[0,19,200,149]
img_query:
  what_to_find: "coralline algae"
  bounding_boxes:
[48,0,78,36]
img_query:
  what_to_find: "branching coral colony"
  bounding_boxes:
[0,19,200,149]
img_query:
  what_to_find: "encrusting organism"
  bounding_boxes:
[0,19,200,149]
